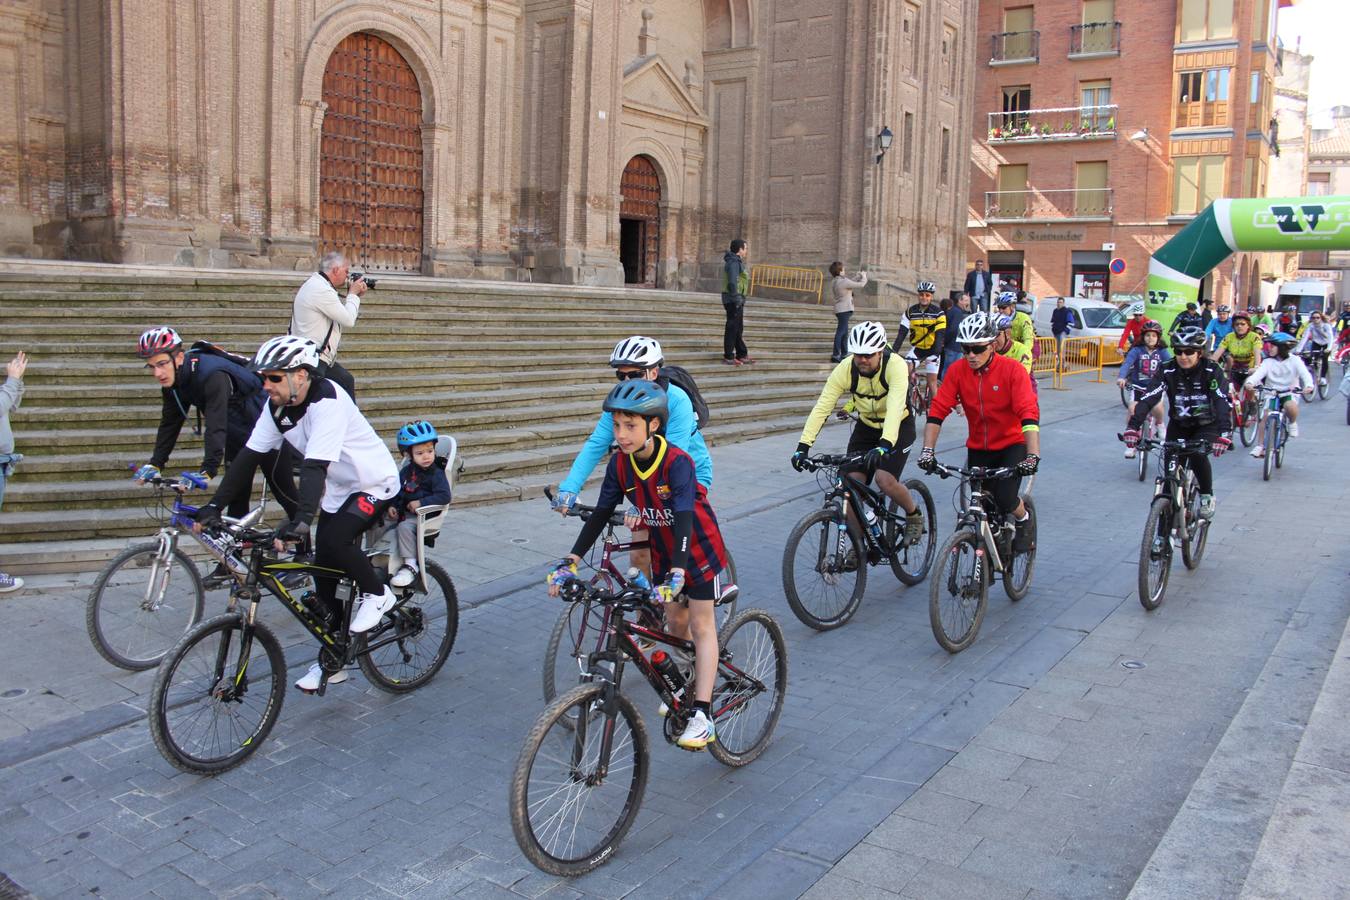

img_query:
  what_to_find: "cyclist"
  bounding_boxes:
[1276,304,1302,338]
[917,313,1041,552]
[1335,299,1350,339]
[996,292,1037,348]
[1245,332,1315,457]
[1123,326,1232,520]
[896,281,945,399]
[1295,310,1336,389]
[1170,302,1204,336]
[1118,302,1146,354]
[1118,320,1171,458]
[548,381,730,751]
[993,313,1033,373]
[195,336,401,693]
[1213,312,1260,379]
[791,321,924,547]
[1204,305,1234,351]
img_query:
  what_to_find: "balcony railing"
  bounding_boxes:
[1069,21,1121,57]
[1175,99,1229,129]
[991,30,1039,65]
[987,105,1117,143]
[984,188,1114,222]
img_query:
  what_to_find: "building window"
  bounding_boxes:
[901,3,918,74]
[940,127,951,185]
[942,24,958,94]
[1250,72,1261,106]
[1173,155,1226,215]
[995,164,1028,217]
[1308,171,1331,196]
[1081,80,1112,131]
[1001,85,1032,130]
[1176,67,1230,128]
[902,112,915,174]
[1075,161,1110,217]
[1075,0,1118,54]
[1179,0,1235,43]
[999,6,1036,62]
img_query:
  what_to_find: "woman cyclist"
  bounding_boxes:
[1117,320,1170,459]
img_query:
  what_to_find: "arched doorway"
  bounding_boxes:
[619,156,661,286]
[320,33,425,272]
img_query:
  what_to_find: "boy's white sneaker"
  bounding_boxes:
[1287,421,1299,438]
[677,711,716,751]
[390,565,418,588]
[350,586,396,633]
[295,663,347,693]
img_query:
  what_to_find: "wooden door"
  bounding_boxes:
[320,32,424,272]
[619,156,661,287]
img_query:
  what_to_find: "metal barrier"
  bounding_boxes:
[749,264,825,304]
[1049,335,1108,389]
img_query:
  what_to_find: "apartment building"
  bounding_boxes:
[967,0,1282,308]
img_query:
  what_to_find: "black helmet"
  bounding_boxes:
[1170,326,1207,350]
[603,380,668,424]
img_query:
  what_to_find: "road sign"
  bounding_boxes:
[1109,257,1127,275]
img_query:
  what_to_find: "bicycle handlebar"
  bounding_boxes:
[796,452,867,472]
[555,575,651,610]
[544,487,626,528]
[927,461,1018,481]
[1133,437,1214,453]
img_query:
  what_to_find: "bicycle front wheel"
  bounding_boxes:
[1138,496,1172,611]
[1180,473,1208,570]
[929,530,987,653]
[1240,399,1260,447]
[781,508,866,630]
[148,613,285,775]
[1003,496,1037,602]
[358,561,458,692]
[86,542,205,671]
[709,609,788,768]
[1275,419,1287,469]
[1262,418,1276,481]
[886,480,937,586]
[510,683,649,876]
[1318,375,1330,400]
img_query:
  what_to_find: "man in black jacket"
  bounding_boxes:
[721,239,754,365]
[963,260,992,312]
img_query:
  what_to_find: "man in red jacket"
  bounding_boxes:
[917,312,1041,551]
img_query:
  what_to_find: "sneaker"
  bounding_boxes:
[677,710,716,750]
[1012,516,1034,553]
[350,586,396,633]
[389,564,418,588]
[739,356,757,365]
[1320,377,1328,387]
[1287,421,1299,438]
[904,510,925,544]
[1198,494,1216,521]
[1250,446,1265,458]
[1124,446,1137,459]
[295,663,348,693]
[0,572,23,594]
[721,358,742,366]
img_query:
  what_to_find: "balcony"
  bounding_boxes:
[987,105,1117,144]
[991,30,1039,65]
[1175,99,1229,129]
[1069,21,1121,58]
[984,188,1114,222]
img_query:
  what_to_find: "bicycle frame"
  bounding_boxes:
[138,479,267,605]
[1142,439,1209,542]
[809,453,907,562]
[940,466,1019,575]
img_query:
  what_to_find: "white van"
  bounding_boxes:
[1276,280,1336,317]
[1032,297,1127,342]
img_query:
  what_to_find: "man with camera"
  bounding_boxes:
[290,251,374,400]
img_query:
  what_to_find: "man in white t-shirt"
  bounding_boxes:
[195,336,400,692]
[291,251,367,399]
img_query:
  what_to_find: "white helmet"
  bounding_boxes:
[1125,301,1145,317]
[253,336,320,373]
[916,281,938,294]
[609,335,664,369]
[846,321,889,355]
[956,312,998,345]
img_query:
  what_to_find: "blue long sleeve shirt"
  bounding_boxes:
[1204,318,1234,349]
[559,381,712,494]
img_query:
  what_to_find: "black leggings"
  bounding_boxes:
[313,491,392,619]
[1165,421,1217,494]
[966,444,1026,515]
[222,442,299,521]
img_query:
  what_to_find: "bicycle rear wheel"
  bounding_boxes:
[886,480,937,586]
[781,507,866,630]
[1240,398,1259,446]
[929,529,987,653]
[708,609,787,768]
[1120,384,1129,408]
[148,613,285,774]
[86,542,205,671]
[716,551,740,628]
[510,683,649,876]
[1276,418,1287,469]
[1003,496,1036,602]
[1138,496,1172,611]
[1137,436,1150,481]
[358,561,458,692]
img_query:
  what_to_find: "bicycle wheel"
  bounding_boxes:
[358,561,458,692]
[86,542,206,671]
[781,507,866,630]
[1318,374,1330,400]
[1262,417,1275,481]
[929,529,987,653]
[886,480,937,586]
[717,551,740,628]
[1138,496,1172,611]
[1137,436,1149,481]
[708,609,788,768]
[1240,398,1259,446]
[1003,496,1036,602]
[1275,418,1287,469]
[148,613,286,775]
[1180,475,1209,570]
[1120,384,1129,409]
[510,683,649,876]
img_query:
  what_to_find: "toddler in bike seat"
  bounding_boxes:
[375,420,452,588]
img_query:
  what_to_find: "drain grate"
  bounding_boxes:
[1120,660,1147,670]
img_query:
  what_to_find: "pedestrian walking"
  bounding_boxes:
[291,251,368,398]
[0,351,27,593]
[1050,297,1078,371]
[828,261,868,363]
[963,259,992,313]
[941,292,973,376]
[721,239,754,365]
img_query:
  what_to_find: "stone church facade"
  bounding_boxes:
[1,0,976,299]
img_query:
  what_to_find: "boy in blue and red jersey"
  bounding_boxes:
[548,380,728,751]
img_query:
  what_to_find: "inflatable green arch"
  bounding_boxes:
[1147,196,1350,333]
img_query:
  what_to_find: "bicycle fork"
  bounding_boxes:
[143,528,180,612]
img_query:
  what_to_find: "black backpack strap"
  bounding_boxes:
[849,349,891,397]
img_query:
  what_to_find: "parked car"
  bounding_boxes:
[1032,297,1127,366]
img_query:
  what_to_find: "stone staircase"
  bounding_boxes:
[0,263,840,572]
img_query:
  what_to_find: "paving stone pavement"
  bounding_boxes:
[0,379,1346,898]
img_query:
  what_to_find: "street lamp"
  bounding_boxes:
[875,126,894,165]
[1130,128,1148,142]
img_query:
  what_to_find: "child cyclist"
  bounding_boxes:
[374,420,451,588]
[1117,320,1170,459]
[547,381,729,751]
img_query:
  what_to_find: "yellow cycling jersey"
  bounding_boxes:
[1009,311,1036,347]
[1219,331,1261,367]
[901,303,946,352]
[799,353,910,448]
[1001,338,1033,373]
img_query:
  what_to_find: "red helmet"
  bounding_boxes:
[1141,319,1162,335]
[137,326,182,359]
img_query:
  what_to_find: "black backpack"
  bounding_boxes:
[849,348,894,399]
[659,365,711,428]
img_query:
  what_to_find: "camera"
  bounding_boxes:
[348,271,378,290]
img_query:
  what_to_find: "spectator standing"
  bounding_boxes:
[721,239,754,366]
[0,351,26,592]
[941,292,973,376]
[963,259,992,313]
[1200,298,1215,328]
[1050,297,1078,370]
[291,251,368,398]
[828,262,868,363]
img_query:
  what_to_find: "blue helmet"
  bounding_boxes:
[603,380,668,423]
[996,291,1018,308]
[1267,332,1297,346]
[994,314,1014,332]
[397,419,438,450]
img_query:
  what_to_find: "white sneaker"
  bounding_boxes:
[1124,447,1136,459]
[1319,377,1328,387]
[389,565,418,588]
[295,663,347,693]
[677,710,716,750]
[1287,421,1299,438]
[1198,494,1216,521]
[1250,446,1265,458]
[0,572,23,593]
[350,586,396,633]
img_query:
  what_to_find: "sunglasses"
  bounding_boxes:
[262,373,288,383]
[614,369,648,381]
[1175,348,1201,357]
[962,344,992,355]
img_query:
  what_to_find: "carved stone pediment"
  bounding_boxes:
[622,56,708,127]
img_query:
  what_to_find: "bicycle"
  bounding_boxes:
[509,577,787,876]
[1121,385,1163,483]
[1133,437,1213,610]
[147,514,458,774]
[85,475,273,670]
[925,462,1036,653]
[1300,349,1330,401]
[905,352,934,416]
[540,487,738,725]
[1256,387,1298,481]
[781,451,936,630]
